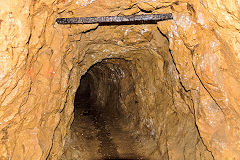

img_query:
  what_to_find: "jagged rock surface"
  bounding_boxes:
[0,0,239,159]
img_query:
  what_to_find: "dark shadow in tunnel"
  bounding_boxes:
[74,74,91,107]
[73,59,146,160]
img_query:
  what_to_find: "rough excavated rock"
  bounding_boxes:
[0,0,239,159]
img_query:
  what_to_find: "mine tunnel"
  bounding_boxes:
[3,1,239,159]
[62,59,153,159]
[57,16,215,159]
[59,21,213,159]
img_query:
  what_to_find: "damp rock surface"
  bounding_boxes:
[0,0,239,160]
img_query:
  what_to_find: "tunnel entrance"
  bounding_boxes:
[61,58,152,160]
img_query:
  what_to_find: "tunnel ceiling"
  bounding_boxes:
[0,0,240,160]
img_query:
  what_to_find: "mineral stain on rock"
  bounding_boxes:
[0,19,3,30]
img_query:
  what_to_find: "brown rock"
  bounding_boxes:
[137,2,155,12]
[121,7,140,16]
[0,0,239,160]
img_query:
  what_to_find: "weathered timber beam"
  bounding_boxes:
[56,13,173,24]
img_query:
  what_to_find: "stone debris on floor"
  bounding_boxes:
[61,105,149,160]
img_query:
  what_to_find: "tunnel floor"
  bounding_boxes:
[62,105,146,160]
[61,101,151,160]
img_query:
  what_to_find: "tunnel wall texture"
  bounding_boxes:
[0,0,239,159]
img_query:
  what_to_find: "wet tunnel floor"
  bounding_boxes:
[61,103,148,160]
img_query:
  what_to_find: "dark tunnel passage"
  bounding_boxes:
[63,58,150,160]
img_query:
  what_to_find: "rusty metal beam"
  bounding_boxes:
[56,13,173,24]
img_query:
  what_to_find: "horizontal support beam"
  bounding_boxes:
[56,13,173,24]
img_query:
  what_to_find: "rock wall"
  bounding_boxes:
[0,0,239,159]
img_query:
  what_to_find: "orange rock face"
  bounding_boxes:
[0,0,239,159]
